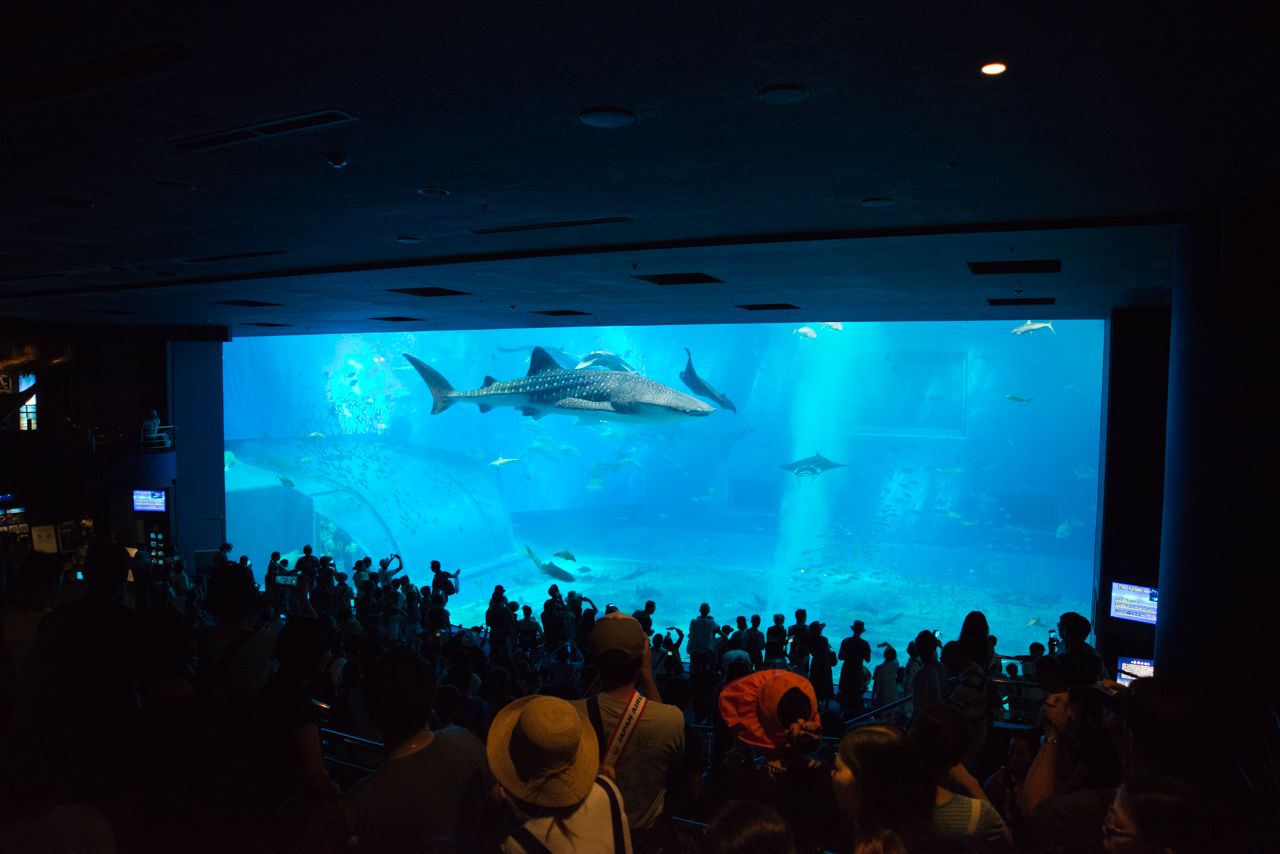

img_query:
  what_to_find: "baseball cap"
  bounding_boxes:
[592,612,645,660]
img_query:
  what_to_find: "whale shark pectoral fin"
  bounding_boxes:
[527,348,560,376]
[478,403,494,413]
[555,397,617,413]
[517,406,544,419]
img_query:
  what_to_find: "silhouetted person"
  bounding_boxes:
[688,602,717,658]
[838,620,871,714]
[1056,612,1105,687]
[632,599,657,634]
[17,543,144,804]
[786,609,809,676]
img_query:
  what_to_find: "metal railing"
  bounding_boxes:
[90,424,174,453]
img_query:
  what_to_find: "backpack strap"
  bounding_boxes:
[586,695,608,759]
[966,795,982,835]
[596,776,627,853]
[511,826,553,854]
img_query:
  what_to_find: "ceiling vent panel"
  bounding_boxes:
[1,45,192,103]
[987,297,1056,306]
[389,286,471,298]
[531,310,591,316]
[472,216,632,235]
[735,303,800,311]
[213,299,283,307]
[370,316,422,322]
[633,272,724,286]
[183,250,288,263]
[168,110,357,151]
[967,260,1062,275]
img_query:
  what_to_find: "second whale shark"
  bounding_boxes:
[405,347,714,424]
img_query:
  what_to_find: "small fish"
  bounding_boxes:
[1010,320,1056,336]
[554,550,576,562]
[308,432,326,439]
[947,511,964,519]
[1073,464,1097,480]
[277,474,295,488]
[489,455,522,467]
[822,321,844,331]
[1056,521,1072,539]
[1005,395,1033,403]
[793,326,817,339]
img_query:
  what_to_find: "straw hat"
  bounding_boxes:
[487,696,599,808]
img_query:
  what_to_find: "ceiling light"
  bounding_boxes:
[396,237,420,243]
[758,85,809,104]
[861,197,894,207]
[578,108,635,128]
[417,187,450,196]
[981,63,1007,75]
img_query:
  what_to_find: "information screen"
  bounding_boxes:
[1110,582,1158,624]
[1117,656,1155,686]
[132,490,166,512]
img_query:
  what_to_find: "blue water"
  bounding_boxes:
[223,320,1103,657]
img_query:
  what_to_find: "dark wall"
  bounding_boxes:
[1094,307,1170,666]
[1157,189,1280,690]
[171,341,226,570]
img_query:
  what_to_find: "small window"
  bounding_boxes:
[18,375,35,431]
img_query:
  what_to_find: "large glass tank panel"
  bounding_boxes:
[223,320,1103,654]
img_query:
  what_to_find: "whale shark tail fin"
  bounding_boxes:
[404,354,456,415]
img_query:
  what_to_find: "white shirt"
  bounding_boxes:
[503,777,632,854]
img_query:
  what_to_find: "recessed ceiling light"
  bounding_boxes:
[758,85,809,104]
[578,107,635,128]
[861,197,895,207]
[418,187,450,196]
[396,237,421,243]
[981,63,1007,75]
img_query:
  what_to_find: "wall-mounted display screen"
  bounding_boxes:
[1110,581,1158,624]
[223,320,1105,654]
[1117,656,1154,685]
[133,490,166,512]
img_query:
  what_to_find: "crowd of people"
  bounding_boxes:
[0,533,1256,853]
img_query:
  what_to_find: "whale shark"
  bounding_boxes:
[405,347,714,424]
[778,453,851,483]
[679,348,738,414]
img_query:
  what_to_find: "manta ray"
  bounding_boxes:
[778,453,851,484]
[405,347,713,424]
[679,348,737,414]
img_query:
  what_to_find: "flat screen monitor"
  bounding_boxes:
[1110,582,1158,625]
[132,490,166,512]
[1117,656,1154,686]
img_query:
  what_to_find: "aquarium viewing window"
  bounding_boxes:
[223,319,1105,654]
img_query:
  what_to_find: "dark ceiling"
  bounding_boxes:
[1,3,1275,337]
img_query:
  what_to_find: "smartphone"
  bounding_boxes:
[277,575,298,586]
[75,571,84,581]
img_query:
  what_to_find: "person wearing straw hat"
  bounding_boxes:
[571,612,684,854]
[489,695,632,854]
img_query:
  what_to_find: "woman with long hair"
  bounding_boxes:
[830,725,933,854]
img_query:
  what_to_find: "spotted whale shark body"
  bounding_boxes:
[404,347,714,424]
